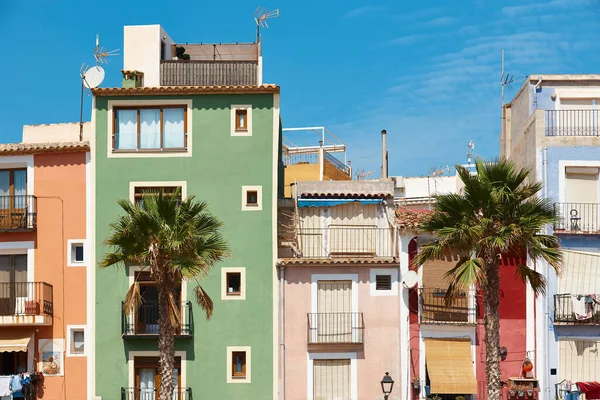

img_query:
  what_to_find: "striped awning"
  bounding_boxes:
[0,332,31,353]
[425,339,477,394]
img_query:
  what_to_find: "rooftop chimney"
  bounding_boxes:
[381,129,388,179]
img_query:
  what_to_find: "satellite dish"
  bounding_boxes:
[82,66,105,89]
[402,270,418,289]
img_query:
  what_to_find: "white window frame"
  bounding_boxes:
[242,185,262,211]
[129,181,188,203]
[369,268,399,296]
[307,352,358,400]
[66,325,87,357]
[231,105,253,137]
[558,160,600,204]
[221,267,246,301]
[311,273,358,314]
[226,346,251,383]
[128,351,186,388]
[67,239,87,267]
[107,99,193,158]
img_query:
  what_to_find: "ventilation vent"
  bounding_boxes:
[376,274,392,290]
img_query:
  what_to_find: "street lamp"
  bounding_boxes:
[381,372,394,400]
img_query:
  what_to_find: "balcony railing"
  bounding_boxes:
[553,203,600,233]
[160,60,258,86]
[295,227,395,259]
[121,387,192,400]
[419,288,476,325]
[554,293,600,324]
[0,195,37,231]
[307,312,364,345]
[0,282,53,317]
[545,110,600,136]
[324,151,351,176]
[122,301,192,338]
[283,152,319,166]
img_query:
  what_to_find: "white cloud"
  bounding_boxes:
[344,5,383,18]
[387,34,430,46]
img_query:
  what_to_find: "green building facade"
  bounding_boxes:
[91,86,281,400]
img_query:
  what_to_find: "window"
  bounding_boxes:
[241,186,262,211]
[376,274,392,290]
[67,240,86,266]
[226,273,241,295]
[221,268,246,300]
[134,186,182,207]
[246,190,258,206]
[114,106,187,151]
[369,268,398,296]
[231,352,246,378]
[0,168,28,230]
[67,325,86,357]
[134,356,181,395]
[0,255,28,300]
[313,359,351,400]
[226,346,251,383]
[235,110,248,131]
[231,105,253,136]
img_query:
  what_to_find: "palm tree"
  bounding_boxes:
[100,192,229,400]
[414,158,561,400]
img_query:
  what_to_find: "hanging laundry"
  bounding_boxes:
[571,295,596,320]
[0,376,10,397]
[577,382,600,400]
[10,374,22,397]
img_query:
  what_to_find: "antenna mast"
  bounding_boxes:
[254,6,280,42]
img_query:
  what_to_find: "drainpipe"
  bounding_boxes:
[279,265,286,400]
[542,146,550,400]
[381,129,388,179]
[533,77,543,110]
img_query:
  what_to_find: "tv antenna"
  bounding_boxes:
[254,6,280,42]
[78,35,119,141]
[467,140,475,165]
[500,49,526,108]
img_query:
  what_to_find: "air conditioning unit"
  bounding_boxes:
[391,176,404,189]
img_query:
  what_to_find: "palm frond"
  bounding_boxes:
[123,281,141,315]
[515,263,547,296]
[194,284,214,320]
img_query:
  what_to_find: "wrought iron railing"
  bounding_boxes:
[121,387,192,400]
[307,312,364,344]
[0,195,37,231]
[295,226,395,258]
[0,282,53,317]
[554,293,600,324]
[419,288,476,324]
[545,110,600,136]
[553,203,600,233]
[160,60,257,86]
[324,151,351,175]
[283,152,319,166]
[122,301,192,337]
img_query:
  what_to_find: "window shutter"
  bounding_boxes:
[375,274,392,290]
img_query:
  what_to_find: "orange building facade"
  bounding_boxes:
[0,124,90,399]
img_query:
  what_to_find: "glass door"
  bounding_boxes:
[0,169,27,229]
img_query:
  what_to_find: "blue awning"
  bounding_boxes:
[297,199,383,208]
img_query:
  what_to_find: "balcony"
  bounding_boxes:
[293,227,395,259]
[419,288,476,325]
[0,195,37,232]
[307,312,364,345]
[160,60,258,86]
[122,301,192,338]
[554,293,600,324]
[553,203,600,233]
[120,387,192,400]
[545,110,600,137]
[0,282,53,326]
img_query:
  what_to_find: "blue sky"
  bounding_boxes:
[0,0,599,176]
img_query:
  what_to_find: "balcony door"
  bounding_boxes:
[0,255,27,316]
[135,357,181,400]
[317,281,352,343]
[0,169,27,230]
[134,272,181,335]
[565,167,599,232]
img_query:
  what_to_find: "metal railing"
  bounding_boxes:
[295,226,395,258]
[0,195,37,231]
[553,203,600,233]
[122,301,192,337]
[160,60,257,86]
[307,312,364,344]
[121,387,192,400]
[283,152,319,166]
[324,151,351,175]
[545,110,600,136]
[419,288,476,324]
[554,293,600,324]
[0,282,53,316]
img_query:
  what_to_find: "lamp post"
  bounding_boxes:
[381,372,394,400]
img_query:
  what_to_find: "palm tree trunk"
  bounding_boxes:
[483,257,502,400]
[158,285,176,400]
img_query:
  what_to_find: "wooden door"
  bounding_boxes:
[0,169,27,230]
